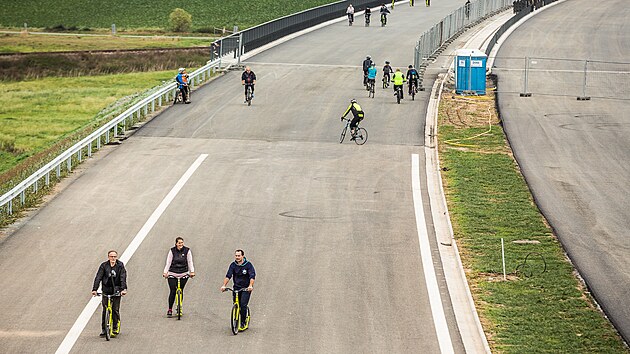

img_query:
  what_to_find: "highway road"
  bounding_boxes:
[493,0,630,342]
[0,1,475,353]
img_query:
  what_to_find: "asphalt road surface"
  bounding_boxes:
[0,1,474,353]
[493,0,630,342]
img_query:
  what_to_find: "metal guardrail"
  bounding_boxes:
[2,0,387,219]
[210,0,387,63]
[0,59,221,216]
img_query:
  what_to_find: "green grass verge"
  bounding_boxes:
[0,33,214,53]
[0,70,176,176]
[438,92,627,353]
[0,0,336,31]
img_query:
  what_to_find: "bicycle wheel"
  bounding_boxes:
[397,89,401,104]
[176,289,182,320]
[339,125,348,144]
[246,87,252,106]
[231,303,240,335]
[371,84,375,98]
[105,308,111,341]
[354,127,368,145]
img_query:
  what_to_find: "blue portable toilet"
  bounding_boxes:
[454,49,487,95]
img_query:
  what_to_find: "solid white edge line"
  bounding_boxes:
[55,153,208,354]
[412,153,455,354]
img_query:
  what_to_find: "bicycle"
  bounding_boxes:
[173,85,190,105]
[339,117,368,145]
[244,84,253,106]
[394,85,403,104]
[408,81,418,101]
[224,288,251,335]
[382,73,390,89]
[381,14,387,27]
[367,79,375,98]
[96,292,121,341]
[365,13,371,27]
[348,13,354,26]
[168,275,189,320]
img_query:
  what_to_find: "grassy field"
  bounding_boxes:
[0,33,214,53]
[437,84,627,353]
[0,71,176,176]
[0,0,335,31]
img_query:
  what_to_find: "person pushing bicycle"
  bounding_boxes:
[175,68,191,104]
[341,99,365,140]
[163,236,195,317]
[92,250,127,337]
[221,249,256,330]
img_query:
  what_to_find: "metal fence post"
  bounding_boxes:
[520,56,532,97]
[577,59,591,100]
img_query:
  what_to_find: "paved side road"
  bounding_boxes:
[493,0,630,342]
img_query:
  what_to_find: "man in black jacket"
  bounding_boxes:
[92,250,128,337]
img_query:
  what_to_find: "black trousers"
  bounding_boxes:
[233,290,251,326]
[244,84,255,96]
[167,277,189,309]
[101,296,121,331]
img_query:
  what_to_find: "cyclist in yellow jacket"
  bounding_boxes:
[392,68,406,99]
[341,99,365,140]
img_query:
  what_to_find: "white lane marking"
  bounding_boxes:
[412,153,455,354]
[55,154,208,354]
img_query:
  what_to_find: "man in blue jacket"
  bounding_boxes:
[221,249,256,329]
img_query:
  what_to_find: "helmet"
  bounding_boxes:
[385,61,390,64]
[366,55,371,60]
[350,99,357,103]
[178,67,185,73]
[408,64,413,68]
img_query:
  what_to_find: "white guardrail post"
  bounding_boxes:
[0,60,221,216]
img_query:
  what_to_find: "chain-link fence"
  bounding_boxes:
[493,57,630,100]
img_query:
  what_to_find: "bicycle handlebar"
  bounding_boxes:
[223,287,251,293]
[167,275,191,279]
[95,292,121,297]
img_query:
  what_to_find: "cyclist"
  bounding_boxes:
[175,68,191,104]
[241,66,256,103]
[367,63,377,91]
[340,99,365,140]
[346,4,355,25]
[392,68,406,99]
[406,64,419,95]
[382,61,393,87]
[380,4,391,25]
[364,7,372,25]
[163,236,196,317]
[92,250,127,337]
[221,250,256,330]
[362,55,373,87]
